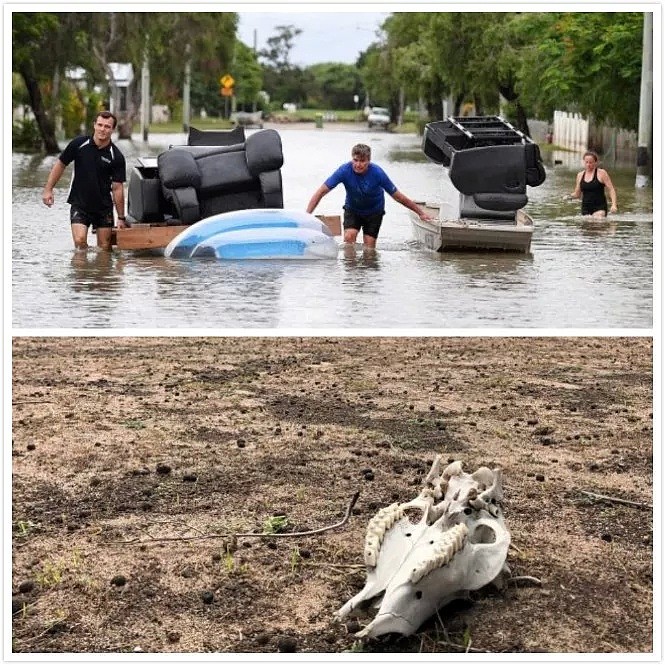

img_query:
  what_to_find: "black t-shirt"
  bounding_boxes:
[59,135,126,214]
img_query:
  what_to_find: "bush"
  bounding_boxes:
[62,89,85,138]
[12,118,42,153]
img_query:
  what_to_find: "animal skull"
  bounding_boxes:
[336,456,510,638]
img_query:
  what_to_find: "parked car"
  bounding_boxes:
[367,107,391,129]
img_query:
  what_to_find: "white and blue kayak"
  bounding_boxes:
[164,209,339,260]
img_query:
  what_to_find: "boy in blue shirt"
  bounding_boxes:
[306,143,434,248]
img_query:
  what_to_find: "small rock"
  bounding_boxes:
[601,533,613,542]
[110,575,127,587]
[254,632,270,646]
[346,619,361,634]
[166,631,181,643]
[18,580,35,594]
[201,590,214,604]
[535,474,545,482]
[156,463,172,475]
[26,443,36,451]
[12,598,26,616]
[182,472,197,482]
[277,636,298,652]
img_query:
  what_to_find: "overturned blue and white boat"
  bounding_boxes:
[164,209,338,260]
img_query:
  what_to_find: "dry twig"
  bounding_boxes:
[104,491,360,545]
[579,490,651,510]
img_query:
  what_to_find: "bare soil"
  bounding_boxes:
[11,336,653,655]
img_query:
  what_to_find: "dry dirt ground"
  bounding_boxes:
[11,336,653,656]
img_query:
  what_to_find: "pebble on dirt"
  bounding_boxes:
[277,636,298,652]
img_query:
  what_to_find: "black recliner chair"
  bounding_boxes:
[422,116,546,220]
[127,128,284,225]
[157,129,284,224]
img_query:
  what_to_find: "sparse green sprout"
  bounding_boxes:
[124,419,146,430]
[224,551,235,573]
[263,514,289,534]
[290,546,302,575]
[15,519,37,537]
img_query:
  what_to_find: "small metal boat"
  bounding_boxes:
[412,116,546,253]
[410,204,534,253]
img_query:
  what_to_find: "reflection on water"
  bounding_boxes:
[12,128,653,329]
[341,243,381,270]
[69,249,122,293]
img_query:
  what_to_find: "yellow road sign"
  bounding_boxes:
[220,74,235,88]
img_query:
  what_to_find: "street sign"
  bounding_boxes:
[220,74,235,88]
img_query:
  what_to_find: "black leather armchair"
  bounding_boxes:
[157,129,284,224]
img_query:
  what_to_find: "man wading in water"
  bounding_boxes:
[42,110,127,250]
[306,143,434,249]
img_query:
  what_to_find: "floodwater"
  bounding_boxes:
[11,125,653,330]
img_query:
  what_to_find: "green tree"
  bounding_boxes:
[517,12,643,130]
[232,41,263,111]
[12,11,240,149]
[257,24,312,108]
[13,12,69,152]
[306,63,361,109]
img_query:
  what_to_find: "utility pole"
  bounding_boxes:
[140,48,150,142]
[183,43,191,133]
[636,12,653,188]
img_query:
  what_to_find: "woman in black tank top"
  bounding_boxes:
[569,151,618,218]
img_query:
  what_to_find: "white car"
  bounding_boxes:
[367,107,391,129]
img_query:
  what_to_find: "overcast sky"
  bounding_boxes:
[237,11,389,66]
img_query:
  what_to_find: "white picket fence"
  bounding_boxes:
[552,110,589,151]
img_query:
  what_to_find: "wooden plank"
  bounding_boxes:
[112,212,343,250]
[112,225,188,250]
[316,214,342,236]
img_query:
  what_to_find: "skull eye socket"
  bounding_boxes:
[469,523,497,544]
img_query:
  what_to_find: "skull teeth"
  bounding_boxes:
[364,503,404,567]
[409,522,469,584]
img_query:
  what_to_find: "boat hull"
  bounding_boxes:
[411,205,533,253]
[164,209,339,260]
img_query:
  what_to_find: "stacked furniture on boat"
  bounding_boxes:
[412,116,547,252]
[115,125,284,250]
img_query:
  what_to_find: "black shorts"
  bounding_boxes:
[581,203,608,216]
[343,208,385,239]
[70,207,114,229]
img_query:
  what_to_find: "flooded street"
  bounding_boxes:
[11,125,653,329]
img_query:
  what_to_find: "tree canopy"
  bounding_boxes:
[12,10,647,153]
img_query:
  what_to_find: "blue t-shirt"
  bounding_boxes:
[324,162,397,215]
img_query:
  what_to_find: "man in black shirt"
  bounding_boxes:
[42,110,127,250]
